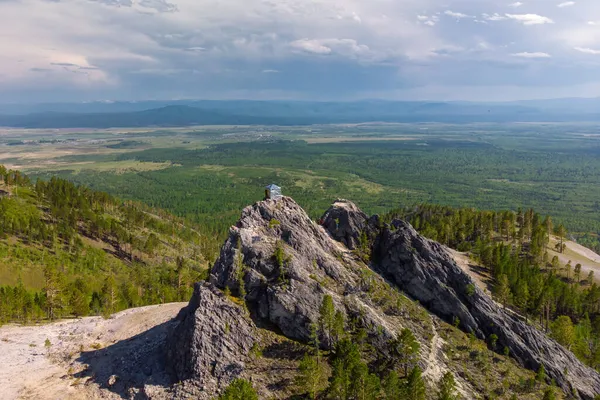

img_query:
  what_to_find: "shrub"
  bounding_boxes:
[218,379,258,400]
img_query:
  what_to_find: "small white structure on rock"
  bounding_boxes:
[265,184,282,200]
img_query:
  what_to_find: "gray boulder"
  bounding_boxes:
[321,199,369,249]
[166,282,257,396]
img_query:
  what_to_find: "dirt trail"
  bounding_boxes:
[0,303,185,400]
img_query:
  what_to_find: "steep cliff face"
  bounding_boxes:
[324,201,600,399]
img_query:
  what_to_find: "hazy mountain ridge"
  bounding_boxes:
[1,99,599,128]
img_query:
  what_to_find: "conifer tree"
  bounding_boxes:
[438,372,459,400]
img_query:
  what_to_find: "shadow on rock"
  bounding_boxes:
[74,319,179,399]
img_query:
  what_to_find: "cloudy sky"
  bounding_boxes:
[1,0,599,103]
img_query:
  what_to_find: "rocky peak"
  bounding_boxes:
[175,197,600,399]
[210,196,361,343]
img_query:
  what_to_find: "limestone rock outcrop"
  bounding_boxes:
[166,282,257,397]
[179,196,600,399]
[321,199,369,250]
[210,197,360,343]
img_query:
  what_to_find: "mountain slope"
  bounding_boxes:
[3,196,597,399]
[0,166,209,324]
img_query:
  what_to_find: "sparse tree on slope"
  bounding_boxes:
[402,366,426,400]
[218,379,258,400]
[437,371,460,400]
[319,294,336,348]
[296,353,327,400]
[495,274,511,309]
[551,315,575,350]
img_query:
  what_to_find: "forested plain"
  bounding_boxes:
[31,123,600,256]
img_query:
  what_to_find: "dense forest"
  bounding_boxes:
[0,165,210,324]
[386,205,600,370]
[42,138,600,255]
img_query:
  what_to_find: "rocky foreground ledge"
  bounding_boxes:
[166,197,600,399]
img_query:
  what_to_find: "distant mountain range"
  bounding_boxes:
[0,98,599,128]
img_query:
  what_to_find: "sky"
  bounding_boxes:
[0,0,599,103]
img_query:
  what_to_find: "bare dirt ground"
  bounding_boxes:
[548,237,600,283]
[0,303,186,400]
[446,248,493,295]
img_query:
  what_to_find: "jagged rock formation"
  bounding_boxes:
[166,282,257,397]
[325,200,600,399]
[210,197,363,343]
[190,195,600,399]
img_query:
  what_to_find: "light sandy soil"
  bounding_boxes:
[548,237,600,283]
[0,303,185,400]
[446,247,493,295]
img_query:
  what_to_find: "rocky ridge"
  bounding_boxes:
[167,196,599,399]
[329,199,600,399]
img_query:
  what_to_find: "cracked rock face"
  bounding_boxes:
[166,283,257,396]
[323,201,600,400]
[210,197,360,343]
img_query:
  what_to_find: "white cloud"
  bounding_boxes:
[588,21,597,25]
[444,11,471,19]
[418,14,440,26]
[290,38,371,59]
[557,2,575,8]
[505,14,554,25]
[262,69,280,73]
[483,13,507,21]
[575,47,600,55]
[511,52,551,58]
[509,2,523,7]
[290,39,332,55]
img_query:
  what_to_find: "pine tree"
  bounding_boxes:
[495,274,511,309]
[551,315,575,349]
[383,371,401,399]
[574,263,582,283]
[296,353,327,399]
[402,366,426,400]
[438,372,459,400]
[389,328,420,376]
[319,294,336,348]
[43,264,64,320]
[218,379,258,400]
[536,364,546,384]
